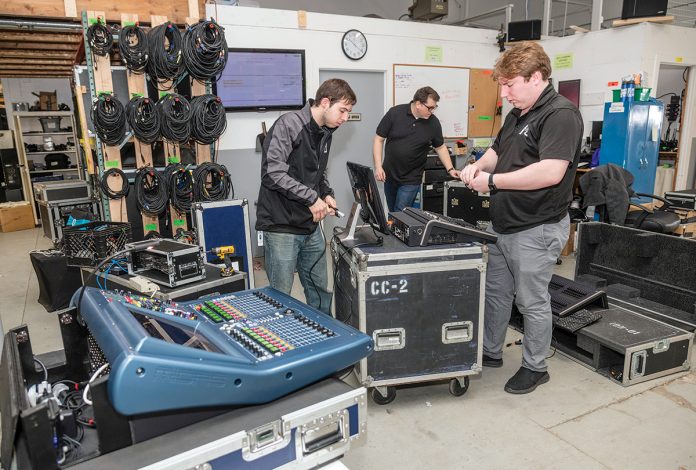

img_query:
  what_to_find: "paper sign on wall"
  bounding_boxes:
[425,46,443,63]
[554,53,573,70]
[609,102,625,113]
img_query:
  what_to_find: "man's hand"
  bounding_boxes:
[374,166,386,182]
[324,195,337,216]
[309,198,331,222]
[448,169,461,179]
[459,163,481,186]
[468,171,491,193]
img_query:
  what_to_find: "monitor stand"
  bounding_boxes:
[337,201,362,242]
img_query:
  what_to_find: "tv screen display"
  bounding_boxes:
[346,161,390,235]
[217,48,306,111]
[558,79,581,108]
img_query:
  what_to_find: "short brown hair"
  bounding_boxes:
[413,86,440,104]
[493,42,551,82]
[314,78,357,106]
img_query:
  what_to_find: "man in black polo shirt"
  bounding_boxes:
[460,42,583,394]
[373,87,459,211]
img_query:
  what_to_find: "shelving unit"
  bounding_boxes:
[13,111,83,224]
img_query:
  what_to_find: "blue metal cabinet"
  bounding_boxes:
[599,99,664,200]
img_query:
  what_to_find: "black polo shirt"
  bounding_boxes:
[490,84,583,234]
[377,103,445,185]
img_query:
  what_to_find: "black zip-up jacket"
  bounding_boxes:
[256,100,336,235]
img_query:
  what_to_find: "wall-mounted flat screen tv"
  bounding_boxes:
[216,48,306,112]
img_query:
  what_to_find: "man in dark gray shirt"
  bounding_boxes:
[256,79,356,315]
[460,42,583,394]
[373,87,458,212]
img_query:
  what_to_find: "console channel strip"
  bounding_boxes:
[75,287,373,415]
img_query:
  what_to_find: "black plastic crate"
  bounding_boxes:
[63,221,131,267]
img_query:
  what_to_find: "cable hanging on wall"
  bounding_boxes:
[157,93,192,144]
[91,94,126,146]
[119,23,149,73]
[134,166,169,216]
[190,94,227,144]
[147,22,185,88]
[183,19,229,82]
[126,96,160,144]
[99,168,130,199]
[163,163,194,214]
[87,20,113,57]
[193,162,232,202]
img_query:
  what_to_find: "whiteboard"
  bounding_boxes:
[393,64,470,138]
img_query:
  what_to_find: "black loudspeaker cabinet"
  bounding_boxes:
[621,0,668,19]
[444,181,490,227]
[507,19,541,42]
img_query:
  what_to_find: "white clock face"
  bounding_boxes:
[342,29,367,60]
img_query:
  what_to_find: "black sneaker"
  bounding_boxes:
[504,367,550,394]
[482,354,503,368]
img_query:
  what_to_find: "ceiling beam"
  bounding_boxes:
[0,65,73,71]
[0,58,74,65]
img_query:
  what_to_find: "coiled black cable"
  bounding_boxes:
[182,19,229,82]
[87,21,113,57]
[91,94,126,146]
[100,168,130,199]
[163,163,194,213]
[134,166,169,216]
[119,24,148,73]
[190,95,227,144]
[193,162,232,202]
[147,22,184,88]
[126,96,160,144]
[158,93,192,144]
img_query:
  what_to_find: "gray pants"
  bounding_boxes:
[483,216,569,372]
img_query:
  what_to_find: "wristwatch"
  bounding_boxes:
[446,167,455,174]
[488,173,497,192]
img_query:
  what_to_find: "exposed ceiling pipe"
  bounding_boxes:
[591,0,603,30]
[542,0,552,36]
[0,18,81,32]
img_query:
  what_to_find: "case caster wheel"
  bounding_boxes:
[449,377,469,396]
[371,386,396,405]
[556,258,563,265]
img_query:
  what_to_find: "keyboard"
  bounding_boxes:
[552,309,602,333]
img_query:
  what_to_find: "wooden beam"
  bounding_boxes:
[0,50,74,59]
[0,59,74,65]
[0,72,72,77]
[0,0,207,24]
[0,32,82,44]
[0,42,78,51]
[612,15,674,27]
[0,65,73,71]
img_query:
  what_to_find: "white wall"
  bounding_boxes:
[1,78,73,133]
[208,5,500,150]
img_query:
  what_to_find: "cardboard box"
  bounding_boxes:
[0,202,35,232]
[38,91,57,111]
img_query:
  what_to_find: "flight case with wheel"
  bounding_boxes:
[331,232,487,405]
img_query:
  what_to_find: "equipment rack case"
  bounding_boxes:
[37,198,99,244]
[331,230,486,404]
[443,180,491,228]
[0,316,367,469]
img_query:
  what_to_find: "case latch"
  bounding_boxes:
[373,328,406,351]
[242,419,291,461]
[442,321,473,344]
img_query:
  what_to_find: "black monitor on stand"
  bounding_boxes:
[339,162,390,243]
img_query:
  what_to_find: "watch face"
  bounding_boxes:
[342,29,367,60]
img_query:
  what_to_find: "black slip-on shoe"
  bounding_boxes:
[504,367,550,394]
[482,354,503,368]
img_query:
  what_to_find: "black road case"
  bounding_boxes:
[37,198,99,244]
[556,307,693,386]
[331,232,486,404]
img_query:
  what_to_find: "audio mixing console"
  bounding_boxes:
[75,287,373,415]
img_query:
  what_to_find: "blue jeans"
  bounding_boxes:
[384,180,421,212]
[264,228,332,315]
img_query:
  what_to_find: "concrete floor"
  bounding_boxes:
[1,228,695,469]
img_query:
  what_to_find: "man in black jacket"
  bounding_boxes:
[256,79,356,315]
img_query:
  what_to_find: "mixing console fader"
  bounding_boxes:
[75,286,373,415]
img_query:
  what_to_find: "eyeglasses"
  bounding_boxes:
[421,102,438,112]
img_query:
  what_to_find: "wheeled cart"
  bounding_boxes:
[331,232,487,404]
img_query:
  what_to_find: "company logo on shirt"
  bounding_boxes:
[518,124,530,137]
